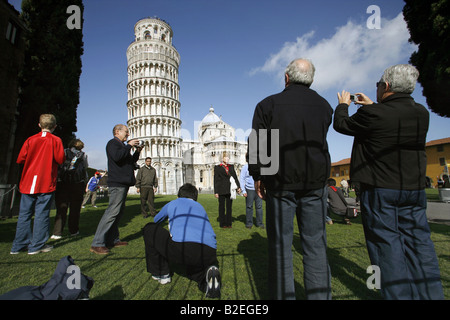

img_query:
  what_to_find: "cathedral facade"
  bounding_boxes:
[126,18,247,194]
[182,107,248,193]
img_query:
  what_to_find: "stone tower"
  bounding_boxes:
[126,17,182,194]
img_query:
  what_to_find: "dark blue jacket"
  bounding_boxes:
[0,256,93,300]
[106,137,140,187]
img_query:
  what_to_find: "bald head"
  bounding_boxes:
[285,58,315,87]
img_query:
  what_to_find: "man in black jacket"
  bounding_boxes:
[249,58,333,300]
[334,64,444,300]
[90,124,142,255]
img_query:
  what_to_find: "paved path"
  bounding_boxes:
[426,201,450,225]
[345,197,450,226]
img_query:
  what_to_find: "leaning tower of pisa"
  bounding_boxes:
[126,17,182,194]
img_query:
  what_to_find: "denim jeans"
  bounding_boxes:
[245,189,263,227]
[91,187,129,247]
[266,187,331,300]
[360,186,444,300]
[11,193,54,253]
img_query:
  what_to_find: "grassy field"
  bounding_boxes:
[0,193,448,300]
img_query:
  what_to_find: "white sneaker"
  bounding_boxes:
[28,245,53,255]
[205,266,221,298]
[152,274,171,284]
[50,235,62,240]
[70,231,79,237]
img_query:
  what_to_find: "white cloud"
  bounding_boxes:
[250,13,417,93]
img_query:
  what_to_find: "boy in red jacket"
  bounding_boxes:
[11,114,65,255]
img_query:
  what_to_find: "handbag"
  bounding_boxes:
[346,207,358,219]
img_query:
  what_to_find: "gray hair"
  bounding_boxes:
[285,58,315,87]
[113,124,126,136]
[380,64,419,94]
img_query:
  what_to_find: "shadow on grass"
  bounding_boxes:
[237,232,269,299]
[94,285,126,300]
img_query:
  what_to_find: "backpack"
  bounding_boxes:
[58,148,87,184]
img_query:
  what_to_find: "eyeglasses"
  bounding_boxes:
[376,81,385,88]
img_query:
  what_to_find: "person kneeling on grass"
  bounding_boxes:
[142,183,221,298]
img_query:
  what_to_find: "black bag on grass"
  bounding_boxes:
[0,256,94,300]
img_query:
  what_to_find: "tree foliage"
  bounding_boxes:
[403,0,450,117]
[16,0,84,146]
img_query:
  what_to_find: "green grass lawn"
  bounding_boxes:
[0,193,449,300]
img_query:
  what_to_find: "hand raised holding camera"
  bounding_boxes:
[353,92,374,105]
[128,139,140,147]
[337,90,352,105]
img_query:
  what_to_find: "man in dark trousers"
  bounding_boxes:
[136,157,158,218]
[334,64,444,300]
[90,124,142,255]
[214,153,241,228]
[249,58,333,300]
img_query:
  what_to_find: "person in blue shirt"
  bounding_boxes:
[240,154,264,229]
[82,171,104,208]
[142,183,221,298]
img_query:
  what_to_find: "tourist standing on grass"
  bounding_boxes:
[240,154,264,229]
[249,58,333,300]
[334,64,444,300]
[214,153,241,228]
[90,124,142,255]
[136,157,158,218]
[51,139,88,240]
[143,183,221,298]
[82,171,105,208]
[11,114,65,255]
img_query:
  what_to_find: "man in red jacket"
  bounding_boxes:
[11,114,65,255]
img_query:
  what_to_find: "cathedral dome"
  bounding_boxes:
[201,107,221,126]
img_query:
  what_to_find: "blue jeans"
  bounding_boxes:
[245,189,263,227]
[11,193,54,253]
[266,187,331,300]
[91,187,129,247]
[360,186,444,300]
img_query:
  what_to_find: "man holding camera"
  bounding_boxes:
[334,64,444,300]
[90,124,143,255]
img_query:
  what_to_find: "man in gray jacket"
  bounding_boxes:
[136,157,158,218]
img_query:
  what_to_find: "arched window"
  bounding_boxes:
[144,31,151,39]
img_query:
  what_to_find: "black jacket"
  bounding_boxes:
[106,137,140,187]
[333,93,429,190]
[249,83,333,191]
[214,164,240,195]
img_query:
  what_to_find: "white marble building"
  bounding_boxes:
[126,18,247,194]
[182,107,248,193]
[126,17,183,194]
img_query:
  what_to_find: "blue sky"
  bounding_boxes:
[9,0,450,170]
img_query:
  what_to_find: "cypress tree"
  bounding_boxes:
[16,0,84,146]
[403,0,450,117]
